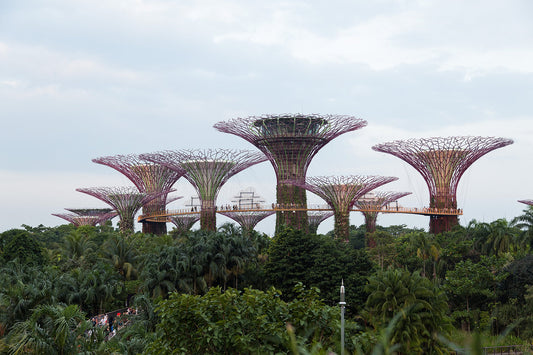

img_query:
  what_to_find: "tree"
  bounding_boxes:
[444,256,506,331]
[265,227,373,309]
[7,304,86,355]
[363,268,452,353]
[0,229,45,265]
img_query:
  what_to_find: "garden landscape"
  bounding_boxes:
[1,1,532,354]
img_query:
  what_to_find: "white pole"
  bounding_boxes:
[340,279,346,355]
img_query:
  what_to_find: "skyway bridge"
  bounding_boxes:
[138,204,463,223]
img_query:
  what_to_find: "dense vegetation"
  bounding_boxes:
[1,206,533,354]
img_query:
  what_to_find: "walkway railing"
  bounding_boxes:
[138,203,463,222]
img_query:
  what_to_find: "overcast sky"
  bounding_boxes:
[1,0,532,235]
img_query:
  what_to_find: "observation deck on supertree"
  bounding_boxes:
[354,191,411,244]
[92,154,185,235]
[169,214,201,235]
[286,175,398,241]
[219,210,276,235]
[519,200,533,206]
[141,149,267,231]
[372,136,513,234]
[214,114,367,233]
[76,187,173,234]
[307,210,334,234]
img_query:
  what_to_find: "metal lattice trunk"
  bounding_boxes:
[214,114,367,233]
[141,149,267,231]
[92,154,185,235]
[355,191,411,235]
[76,187,170,234]
[286,175,397,241]
[372,136,513,234]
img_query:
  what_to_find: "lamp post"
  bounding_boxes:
[340,279,346,355]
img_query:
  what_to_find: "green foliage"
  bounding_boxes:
[0,229,45,265]
[265,227,373,309]
[363,268,452,354]
[147,284,359,354]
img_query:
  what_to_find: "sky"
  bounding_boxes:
[1,0,532,235]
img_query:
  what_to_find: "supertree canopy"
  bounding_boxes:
[519,200,533,206]
[307,210,334,234]
[65,208,114,216]
[141,149,267,231]
[214,114,367,233]
[372,136,513,234]
[354,191,412,243]
[219,210,275,234]
[169,214,201,235]
[76,186,170,234]
[92,154,185,235]
[286,175,398,240]
[52,213,102,227]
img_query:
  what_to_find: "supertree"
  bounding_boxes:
[141,149,267,231]
[372,136,513,234]
[219,210,276,235]
[354,191,412,245]
[169,214,201,235]
[519,200,533,206]
[92,154,185,235]
[286,175,398,240]
[63,208,117,226]
[76,187,170,234]
[214,114,367,233]
[52,213,103,227]
[307,211,334,234]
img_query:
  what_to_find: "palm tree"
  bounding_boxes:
[512,205,533,250]
[410,232,440,278]
[483,219,519,256]
[7,304,86,355]
[364,268,452,353]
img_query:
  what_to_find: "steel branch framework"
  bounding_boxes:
[219,210,276,234]
[519,200,533,206]
[286,175,398,240]
[354,191,412,243]
[141,149,267,231]
[214,114,367,232]
[307,211,334,234]
[76,186,170,234]
[372,136,513,234]
[92,154,185,235]
[169,214,201,235]
[52,213,102,227]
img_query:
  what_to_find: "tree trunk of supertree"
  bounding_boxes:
[429,194,458,234]
[141,202,168,235]
[364,212,378,234]
[333,210,350,241]
[430,215,459,234]
[200,200,217,231]
[275,183,308,234]
[119,216,134,234]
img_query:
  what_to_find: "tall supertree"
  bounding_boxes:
[169,214,201,235]
[141,149,267,231]
[354,191,412,245]
[519,200,533,206]
[372,136,513,234]
[76,187,170,234]
[286,175,398,240]
[307,211,334,234]
[219,210,276,235]
[92,154,185,235]
[214,114,367,233]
